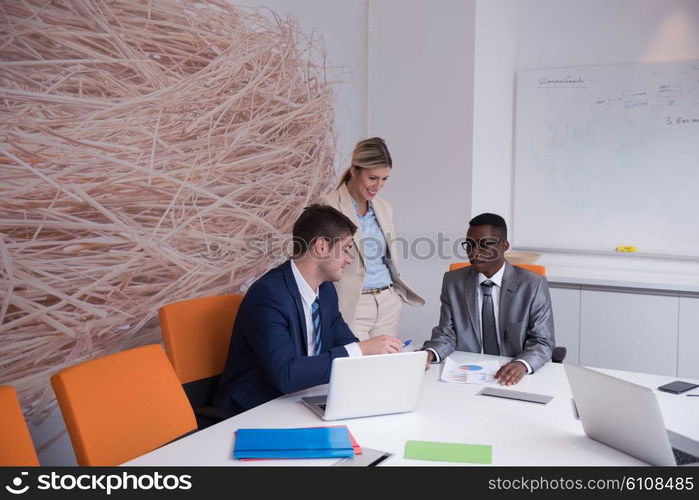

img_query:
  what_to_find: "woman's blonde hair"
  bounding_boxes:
[338,137,392,187]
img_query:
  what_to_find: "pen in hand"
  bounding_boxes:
[402,339,412,349]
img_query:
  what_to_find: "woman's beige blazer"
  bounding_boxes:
[321,183,424,324]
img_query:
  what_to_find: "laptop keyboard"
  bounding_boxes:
[673,448,699,465]
[318,404,326,411]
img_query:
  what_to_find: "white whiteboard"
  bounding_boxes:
[513,60,699,259]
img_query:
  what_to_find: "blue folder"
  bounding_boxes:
[234,426,355,459]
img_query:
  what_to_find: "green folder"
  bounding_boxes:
[404,440,492,464]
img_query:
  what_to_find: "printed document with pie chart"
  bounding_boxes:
[440,358,500,384]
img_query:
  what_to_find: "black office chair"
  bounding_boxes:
[552,346,567,363]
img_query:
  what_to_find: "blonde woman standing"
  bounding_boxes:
[321,137,424,340]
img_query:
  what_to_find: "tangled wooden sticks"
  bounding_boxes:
[0,0,337,421]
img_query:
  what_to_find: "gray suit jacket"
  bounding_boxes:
[423,262,555,372]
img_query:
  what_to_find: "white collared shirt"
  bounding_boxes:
[290,260,361,357]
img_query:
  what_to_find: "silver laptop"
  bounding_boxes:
[301,351,427,420]
[565,364,699,466]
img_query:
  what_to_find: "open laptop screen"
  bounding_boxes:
[303,350,427,421]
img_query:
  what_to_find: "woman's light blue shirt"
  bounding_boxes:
[351,197,392,289]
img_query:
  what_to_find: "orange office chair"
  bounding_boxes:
[51,344,197,466]
[159,294,244,428]
[447,262,566,363]
[0,385,40,466]
[449,261,547,276]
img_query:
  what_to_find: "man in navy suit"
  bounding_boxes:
[214,204,404,414]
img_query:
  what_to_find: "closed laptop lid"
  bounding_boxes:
[323,351,427,420]
[565,363,676,466]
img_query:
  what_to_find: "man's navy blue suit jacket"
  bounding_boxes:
[214,260,358,413]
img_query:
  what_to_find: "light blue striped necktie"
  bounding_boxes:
[311,297,321,355]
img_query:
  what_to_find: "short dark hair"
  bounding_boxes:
[469,213,508,240]
[292,204,357,256]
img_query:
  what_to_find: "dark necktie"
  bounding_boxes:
[481,280,500,355]
[311,298,321,355]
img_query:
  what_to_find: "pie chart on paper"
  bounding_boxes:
[441,358,499,384]
[459,364,484,371]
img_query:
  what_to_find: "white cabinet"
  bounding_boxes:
[549,281,699,377]
[580,290,678,376]
[548,286,581,364]
[679,297,699,379]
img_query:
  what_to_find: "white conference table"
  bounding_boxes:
[125,352,699,466]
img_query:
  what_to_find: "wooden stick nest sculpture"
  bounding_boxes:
[0,0,337,421]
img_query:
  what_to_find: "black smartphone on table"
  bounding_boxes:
[657,380,699,394]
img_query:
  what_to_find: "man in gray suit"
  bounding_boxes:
[422,213,554,386]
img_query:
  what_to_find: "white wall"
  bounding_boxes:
[28,408,76,466]
[369,0,477,345]
[515,0,699,70]
[471,0,517,220]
